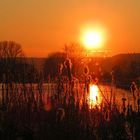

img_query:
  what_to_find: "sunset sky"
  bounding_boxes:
[0,0,140,57]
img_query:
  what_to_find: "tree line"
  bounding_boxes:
[0,41,140,87]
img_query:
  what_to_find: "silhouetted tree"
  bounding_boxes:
[64,43,85,78]
[43,52,66,81]
[0,41,24,82]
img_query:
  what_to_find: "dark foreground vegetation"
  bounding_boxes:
[0,82,140,140]
[0,41,140,140]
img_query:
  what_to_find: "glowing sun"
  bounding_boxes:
[80,26,106,50]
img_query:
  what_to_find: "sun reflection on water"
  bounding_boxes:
[89,84,102,108]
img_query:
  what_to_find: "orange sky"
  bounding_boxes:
[0,0,140,57]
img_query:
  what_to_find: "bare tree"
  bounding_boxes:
[0,41,24,58]
[64,43,86,78]
[0,41,24,83]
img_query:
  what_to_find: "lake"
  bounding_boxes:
[0,83,138,111]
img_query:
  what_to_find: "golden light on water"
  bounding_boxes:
[89,84,102,108]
